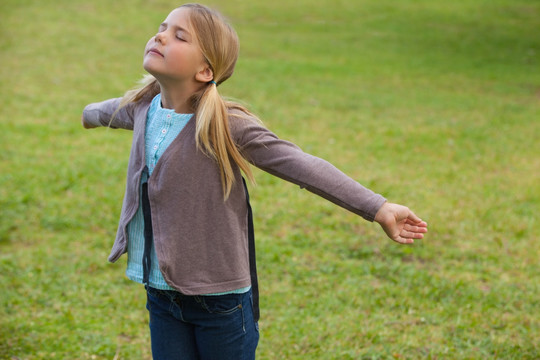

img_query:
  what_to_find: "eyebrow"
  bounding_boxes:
[160,22,191,36]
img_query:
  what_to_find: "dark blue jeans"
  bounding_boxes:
[145,286,259,360]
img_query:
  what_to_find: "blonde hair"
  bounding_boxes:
[118,4,257,199]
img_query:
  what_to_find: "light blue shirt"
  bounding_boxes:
[125,94,250,295]
[126,94,191,290]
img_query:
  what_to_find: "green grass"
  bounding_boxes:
[1,0,539,358]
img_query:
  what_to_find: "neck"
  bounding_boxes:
[158,80,202,114]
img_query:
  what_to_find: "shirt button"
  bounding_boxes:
[153,145,158,150]
[167,114,171,118]
[162,129,167,134]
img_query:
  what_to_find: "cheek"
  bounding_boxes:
[144,38,154,54]
[142,38,157,70]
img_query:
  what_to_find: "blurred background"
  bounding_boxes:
[1,0,539,358]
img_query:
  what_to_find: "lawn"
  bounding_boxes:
[1,0,539,359]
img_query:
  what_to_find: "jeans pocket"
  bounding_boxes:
[199,294,243,315]
[146,286,169,300]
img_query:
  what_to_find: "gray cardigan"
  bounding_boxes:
[82,97,386,295]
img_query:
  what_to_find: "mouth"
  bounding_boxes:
[147,48,164,57]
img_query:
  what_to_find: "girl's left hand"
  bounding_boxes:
[374,202,428,244]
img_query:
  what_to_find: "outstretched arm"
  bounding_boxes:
[374,202,428,244]
[230,113,386,222]
[81,98,136,130]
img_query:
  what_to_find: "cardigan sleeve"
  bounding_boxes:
[82,97,136,130]
[229,112,386,222]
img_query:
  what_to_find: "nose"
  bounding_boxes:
[155,31,165,44]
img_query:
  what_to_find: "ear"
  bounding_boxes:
[195,64,214,83]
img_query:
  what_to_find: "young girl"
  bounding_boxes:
[82,3,427,359]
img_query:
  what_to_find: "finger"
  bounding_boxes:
[406,210,423,224]
[404,223,428,233]
[394,236,415,245]
[405,218,428,229]
[400,229,425,240]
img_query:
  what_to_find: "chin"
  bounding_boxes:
[143,59,154,73]
[143,62,161,78]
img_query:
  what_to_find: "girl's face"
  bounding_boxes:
[143,8,209,86]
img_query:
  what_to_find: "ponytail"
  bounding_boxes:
[120,74,160,108]
[194,83,256,199]
[111,74,159,124]
[181,3,258,199]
